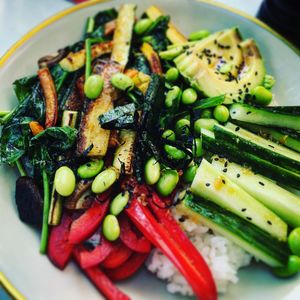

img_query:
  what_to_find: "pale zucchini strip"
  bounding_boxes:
[59,41,113,72]
[140,42,163,75]
[146,5,187,44]
[111,4,136,69]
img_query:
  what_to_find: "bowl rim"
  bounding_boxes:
[0,0,299,70]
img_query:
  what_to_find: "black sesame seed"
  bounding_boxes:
[268,144,275,149]
[241,208,247,212]
[267,220,272,225]
[245,87,249,93]
[222,179,226,184]
[206,183,210,187]
[237,173,241,178]
[246,217,252,221]
[230,56,233,60]
[235,126,240,132]
[223,168,227,173]
[246,111,251,115]
[224,161,228,167]
[214,157,219,161]
[232,111,236,114]
[259,181,265,186]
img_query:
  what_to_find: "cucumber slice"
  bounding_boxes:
[230,103,300,131]
[213,123,300,173]
[211,156,300,228]
[232,121,300,153]
[201,130,300,189]
[191,159,288,241]
[183,194,289,267]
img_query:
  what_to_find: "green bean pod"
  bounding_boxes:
[144,157,161,185]
[156,169,179,197]
[110,191,130,216]
[77,159,104,179]
[91,167,118,194]
[102,214,120,241]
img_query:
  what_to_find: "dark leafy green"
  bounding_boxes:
[30,126,77,152]
[13,75,38,103]
[0,117,33,164]
[128,53,151,75]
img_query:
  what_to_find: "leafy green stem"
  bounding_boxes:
[15,159,26,177]
[85,38,92,80]
[40,169,50,254]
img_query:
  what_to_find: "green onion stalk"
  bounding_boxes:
[40,169,50,254]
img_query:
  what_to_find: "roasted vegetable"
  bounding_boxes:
[59,41,113,72]
[38,67,58,128]
[77,60,121,157]
[15,176,43,226]
[140,42,163,74]
[111,4,136,69]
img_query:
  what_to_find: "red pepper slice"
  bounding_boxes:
[47,214,73,269]
[73,250,130,300]
[126,199,217,300]
[77,237,114,269]
[105,252,149,281]
[68,194,110,244]
[101,241,133,269]
[119,215,152,253]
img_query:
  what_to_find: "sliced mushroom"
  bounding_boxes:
[38,48,69,68]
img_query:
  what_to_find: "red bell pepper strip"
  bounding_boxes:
[101,241,133,269]
[68,193,110,244]
[105,252,149,281]
[149,191,216,281]
[73,250,130,300]
[119,215,152,253]
[38,67,58,128]
[126,199,217,300]
[77,237,114,269]
[47,214,73,269]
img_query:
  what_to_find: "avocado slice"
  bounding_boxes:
[174,28,265,102]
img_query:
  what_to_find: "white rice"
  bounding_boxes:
[146,205,252,296]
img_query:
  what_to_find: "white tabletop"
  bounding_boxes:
[0,0,262,57]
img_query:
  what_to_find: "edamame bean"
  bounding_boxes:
[251,86,273,106]
[213,105,229,122]
[182,88,197,105]
[162,129,176,141]
[91,167,118,194]
[164,145,186,160]
[144,157,161,185]
[84,74,104,99]
[194,118,219,134]
[200,109,213,119]
[77,159,104,179]
[273,255,300,277]
[193,138,203,157]
[156,169,179,197]
[165,86,181,108]
[111,73,134,91]
[188,29,210,41]
[165,67,179,82]
[102,214,120,241]
[54,166,76,197]
[175,118,190,136]
[183,165,198,183]
[288,228,300,256]
[134,18,152,35]
[110,191,130,216]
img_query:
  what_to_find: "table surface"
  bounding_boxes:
[0,0,262,56]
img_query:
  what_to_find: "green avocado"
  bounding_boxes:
[174,28,266,103]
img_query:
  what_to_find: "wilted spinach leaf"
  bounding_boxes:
[0,117,33,164]
[30,126,77,152]
[13,75,38,103]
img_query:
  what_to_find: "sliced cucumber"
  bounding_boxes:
[211,156,300,228]
[201,130,300,189]
[232,121,300,153]
[213,123,300,173]
[229,103,300,131]
[183,194,289,267]
[191,159,287,241]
